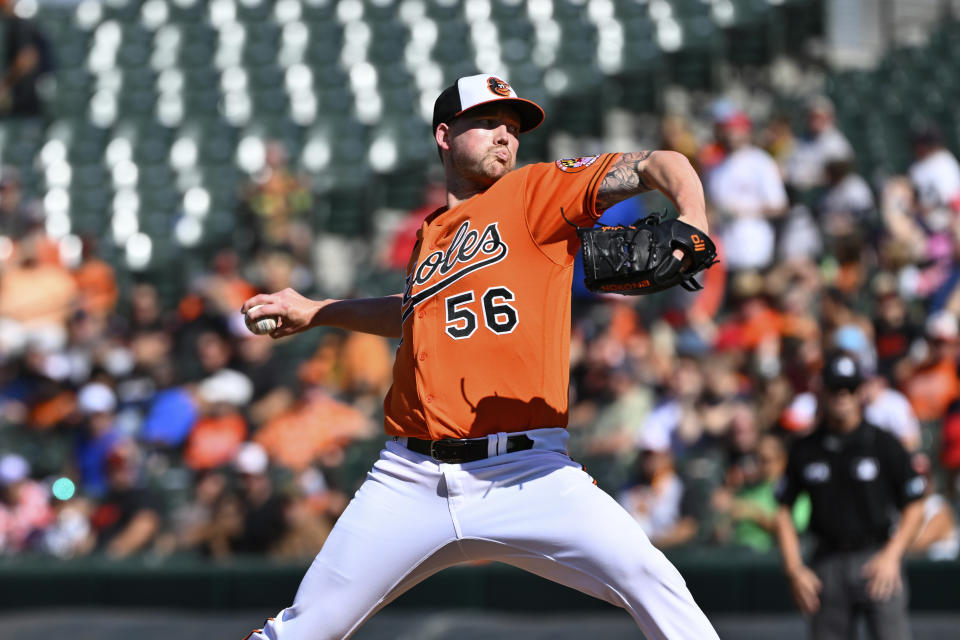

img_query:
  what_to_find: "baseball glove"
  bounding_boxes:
[575,211,718,295]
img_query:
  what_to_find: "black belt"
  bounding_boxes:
[401,435,534,463]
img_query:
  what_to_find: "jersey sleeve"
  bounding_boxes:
[880,429,926,508]
[775,441,804,507]
[522,153,619,254]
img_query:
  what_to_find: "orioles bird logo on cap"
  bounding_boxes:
[487,77,511,97]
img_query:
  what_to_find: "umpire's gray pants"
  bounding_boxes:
[810,549,911,640]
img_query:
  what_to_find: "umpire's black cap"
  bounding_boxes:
[822,352,864,392]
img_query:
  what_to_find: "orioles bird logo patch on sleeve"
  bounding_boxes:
[555,155,600,173]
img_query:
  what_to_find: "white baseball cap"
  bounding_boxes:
[0,453,29,486]
[77,382,117,415]
[234,442,269,475]
[639,426,671,453]
[926,309,958,341]
[199,369,254,407]
[432,74,545,134]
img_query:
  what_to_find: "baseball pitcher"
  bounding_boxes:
[242,74,719,640]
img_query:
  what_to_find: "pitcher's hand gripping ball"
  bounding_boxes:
[245,305,278,335]
[576,212,718,295]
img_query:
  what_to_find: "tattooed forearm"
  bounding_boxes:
[595,151,653,212]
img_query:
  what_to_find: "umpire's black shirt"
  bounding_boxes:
[775,421,925,556]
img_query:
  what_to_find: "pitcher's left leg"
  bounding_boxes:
[457,456,718,640]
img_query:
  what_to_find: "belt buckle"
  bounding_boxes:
[430,438,468,462]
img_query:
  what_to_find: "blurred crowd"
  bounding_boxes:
[2,91,960,564]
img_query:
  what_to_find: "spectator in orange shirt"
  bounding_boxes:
[339,331,393,398]
[714,271,782,353]
[71,236,117,319]
[898,310,960,423]
[255,387,372,472]
[200,248,258,315]
[183,370,252,470]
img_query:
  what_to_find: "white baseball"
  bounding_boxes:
[245,305,278,335]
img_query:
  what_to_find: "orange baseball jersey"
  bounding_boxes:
[384,153,619,440]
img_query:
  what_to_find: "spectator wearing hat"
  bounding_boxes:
[775,352,926,640]
[182,370,251,471]
[908,124,960,215]
[784,96,854,193]
[0,453,53,553]
[89,441,162,558]
[871,276,922,380]
[705,108,789,272]
[618,427,698,549]
[698,97,737,173]
[73,382,122,498]
[713,431,811,553]
[897,309,960,425]
[236,140,314,262]
[231,442,288,555]
[817,148,877,267]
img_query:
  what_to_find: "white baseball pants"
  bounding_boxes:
[245,428,718,640]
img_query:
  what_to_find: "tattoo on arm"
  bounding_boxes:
[596,151,653,212]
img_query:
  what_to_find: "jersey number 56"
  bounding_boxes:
[444,287,518,339]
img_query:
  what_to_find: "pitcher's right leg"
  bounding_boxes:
[244,443,461,640]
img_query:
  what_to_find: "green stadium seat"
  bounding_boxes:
[316,185,373,237]
[71,187,111,219]
[139,188,180,219]
[56,68,94,93]
[247,63,283,90]
[102,0,141,23]
[71,163,110,190]
[138,163,176,192]
[118,89,159,118]
[197,130,238,166]
[203,164,240,193]
[431,20,471,64]
[167,0,205,24]
[181,90,221,120]
[304,22,342,63]
[424,0,462,21]
[236,0,272,24]
[133,137,170,165]
[369,23,408,65]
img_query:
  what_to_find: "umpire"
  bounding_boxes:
[775,352,926,640]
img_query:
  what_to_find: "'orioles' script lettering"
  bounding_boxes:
[414,221,505,285]
[401,221,509,325]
